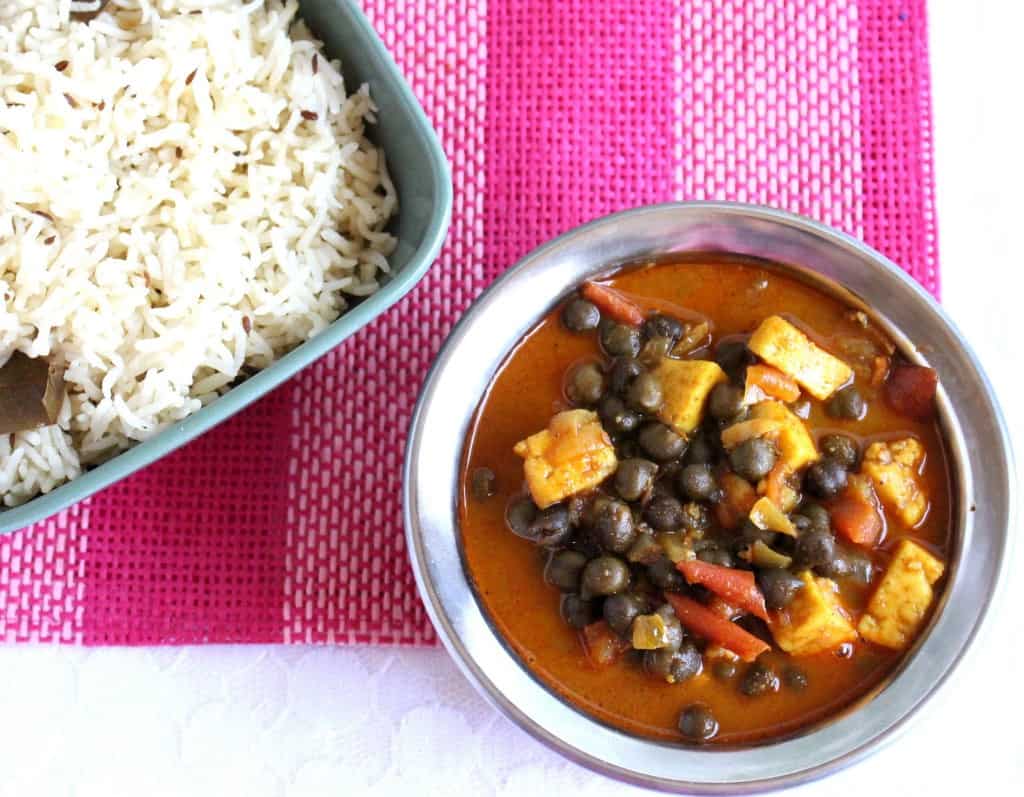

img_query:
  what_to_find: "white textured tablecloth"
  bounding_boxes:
[2,1,1022,793]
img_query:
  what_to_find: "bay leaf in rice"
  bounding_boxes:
[0,353,65,434]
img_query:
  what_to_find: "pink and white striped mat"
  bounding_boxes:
[0,0,939,645]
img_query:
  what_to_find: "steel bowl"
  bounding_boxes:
[403,203,1014,792]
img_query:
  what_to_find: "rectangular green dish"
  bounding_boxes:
[0,0,452,534]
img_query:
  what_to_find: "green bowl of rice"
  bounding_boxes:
[0,0,451,532]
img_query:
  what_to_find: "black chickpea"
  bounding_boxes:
[783,666,809,691]
[527,504,572,548]
[684,432,716,465]
[470,467,496,500]
[827,384,866,419]
[818,549,852,579]
[714,339,754,379]
[738,518,776,547]
[678,703,719,742]
[581,555,630,596]
[643,495,685,531]
[791,513,812,532]
[506,496,538,539]
[819,433,859,469]
[559,593,594,629]
[642,313,684,343]
[565,362,606,406]
[695,544,733,568]
[757,568,806,610]
[591,498,637,553]
[677,463,719,501]
[599,395,642,435]
[741,662,780,697]
[561,297,601,331]
[805,458,849,499]
[626,371,663,414]
[603,593,647,636]
[729,437,777,481]
[638,423,686,462]
[614,458,658,501]
[794,528,839,571]
[626,532,664,565]
[647,556,685,590]
[841,548,875,585]
[544,550,587,592]
[800,503,832,532]
[600,320,642,357]
[609,356,644,394]
[647,643,702,684]
[708,382,745,421]
[616,438,642,460]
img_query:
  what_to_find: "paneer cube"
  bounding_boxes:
[770,572,858,655]
[858,539,944,650]
[861,438,928,527]
[513,409,617,509]
[749,401,819,471]
[652,359,727,436]
[748,315,853,400]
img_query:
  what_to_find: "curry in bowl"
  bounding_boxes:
[460,256,949,745]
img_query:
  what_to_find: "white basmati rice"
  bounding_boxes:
[0,0,397,506]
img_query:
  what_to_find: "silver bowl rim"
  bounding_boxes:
[402,201,1016,793]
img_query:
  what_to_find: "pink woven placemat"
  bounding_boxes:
[0,0,939,645]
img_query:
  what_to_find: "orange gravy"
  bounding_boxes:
[459,258,950,744]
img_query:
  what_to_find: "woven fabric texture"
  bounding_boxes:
[0,0,939,645]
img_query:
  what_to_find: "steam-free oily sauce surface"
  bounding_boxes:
[459,258,950,744]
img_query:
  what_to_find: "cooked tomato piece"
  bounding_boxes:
[829,474,885,546]
[580,281,646,326]
[678,560,770,621]
[885,364,938,420]
[663,593,771,663]
[581,620,630,667]
[745,363,801,403]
